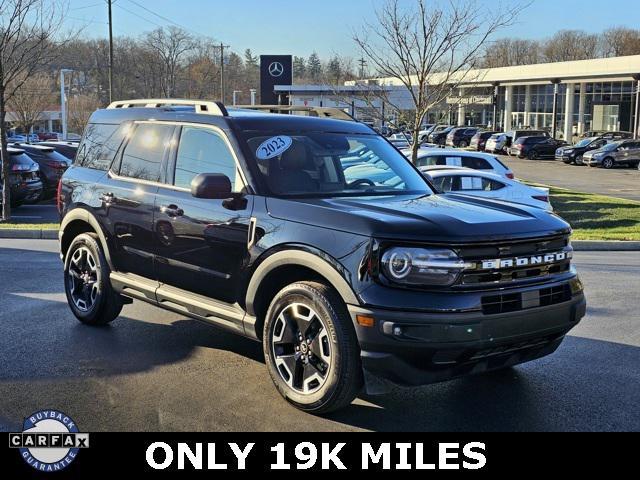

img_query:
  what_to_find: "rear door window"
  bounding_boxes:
[456,176,506,191]
[461,156,491,170]
[77,123,128,171]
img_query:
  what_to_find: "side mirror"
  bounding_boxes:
[191,173,233,199]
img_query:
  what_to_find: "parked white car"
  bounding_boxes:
[421,166,552,211]
[404,148,514,179]
[485,133,508,154]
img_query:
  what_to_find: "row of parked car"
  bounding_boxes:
[397,145,552,211]
[403,124,640,170]
[0,140,78,207]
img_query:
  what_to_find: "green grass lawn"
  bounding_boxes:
[548,187,640,241]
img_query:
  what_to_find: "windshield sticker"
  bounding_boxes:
[256,136,293,160]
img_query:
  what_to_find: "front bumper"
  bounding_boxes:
[584,156,601,166]
[348,279,586,387]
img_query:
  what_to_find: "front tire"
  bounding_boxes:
[64,233,123,326]
[602,157,614,169]
[263,281,363,414]
[528,150,539,160]
[459,140,468,148]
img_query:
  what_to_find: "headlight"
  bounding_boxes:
[380,247,469,286]
[564,149,574,155]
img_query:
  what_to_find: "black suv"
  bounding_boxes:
[555,137,609,165]
[3,147,43,207]
[445,127,479,148]
[13,143,71,199]
[58,99,586,413]
[510,136,566,160]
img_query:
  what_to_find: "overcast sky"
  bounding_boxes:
[65,0,640,58]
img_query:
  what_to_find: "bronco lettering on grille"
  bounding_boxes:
[479,251,571,270]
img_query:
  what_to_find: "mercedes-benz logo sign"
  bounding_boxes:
[268,62,284,78]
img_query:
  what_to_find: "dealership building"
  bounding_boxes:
[275,55,640,138]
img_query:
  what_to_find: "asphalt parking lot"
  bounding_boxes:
[0,239,638,432]
[496,155,640,202]
[7,203,58,224]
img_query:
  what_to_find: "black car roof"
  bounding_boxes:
[88,106,374,135]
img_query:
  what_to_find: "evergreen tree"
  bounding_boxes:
[293,56,306,80]
[307,52,322,82]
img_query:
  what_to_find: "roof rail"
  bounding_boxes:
[107,99,228,116]
[235,105,356,122]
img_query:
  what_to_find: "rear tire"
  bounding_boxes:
[263,281,363,414]
[64,233,123,326]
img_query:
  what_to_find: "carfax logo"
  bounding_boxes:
[9,410,89,472]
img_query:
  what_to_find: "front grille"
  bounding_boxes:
[456,235,572,288]
[481,284,571,315]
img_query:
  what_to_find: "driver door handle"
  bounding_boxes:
[161,204,184,217]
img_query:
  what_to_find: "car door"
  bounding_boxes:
[623,142,640,165]
[153,123,254,305]
[101,121,175,280]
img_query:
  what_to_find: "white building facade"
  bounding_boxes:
[276,55,640,139]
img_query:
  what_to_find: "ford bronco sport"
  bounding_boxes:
[58,99,586,413]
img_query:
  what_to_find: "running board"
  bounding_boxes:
[109,272,259,340]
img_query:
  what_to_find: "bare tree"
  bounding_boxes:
[7,73,54,138]
[542,30,599,63]
[67,93,102,136]
[481,38,541,68]
[354,0,526,162]
[1,0,73,221]
[143,26,195,98]
[600,27,640,57]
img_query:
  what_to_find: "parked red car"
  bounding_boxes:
[37,132,60,141]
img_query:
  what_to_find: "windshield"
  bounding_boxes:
[243,132,432,197]
[602,141,622,151]
[575,138,593,148]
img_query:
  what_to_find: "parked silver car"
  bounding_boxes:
[584,140,640,169]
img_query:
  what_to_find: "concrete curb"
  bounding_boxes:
[0,229,58,240]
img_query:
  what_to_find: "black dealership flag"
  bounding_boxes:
[260,55,292,105]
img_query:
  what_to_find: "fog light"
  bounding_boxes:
[393,326,403,337]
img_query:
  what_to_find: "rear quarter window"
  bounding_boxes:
[461,156,491,169]
[76,123,128,171]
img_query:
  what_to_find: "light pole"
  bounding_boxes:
[232,90,242,106]
[108,0,114,103]
[633,74,640,139]
[60,69,73,140]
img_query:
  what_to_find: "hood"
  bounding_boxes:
[266,193,570,243]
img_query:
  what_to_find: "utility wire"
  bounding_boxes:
[125,0,209,37]
[114,3,163,28]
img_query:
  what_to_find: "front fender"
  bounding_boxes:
[244,245,360,317]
